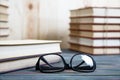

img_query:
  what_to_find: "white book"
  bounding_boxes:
[69,43,120,54]
[70,9,78,17]
[0,40,61,59]
[77,7,106,17]
[71,17,120,23]
[70,31,120,38]
[0,22,8,28]
[80,46,120,54]
[0,37,8,40]
[0,13,8,21]
[70,24,120,31]
[70,7,120,17]
[0,40,61,73]
[106,18,120,23]
[0,28,9,36]
[0,0,8,7]
[70,37,120,47]
[0,6,8,14]
[0,55,61,73]
[107,8,120,16]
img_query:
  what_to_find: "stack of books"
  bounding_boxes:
[0,40,61,73]
[69,7,120,54]
[0,0,9,40]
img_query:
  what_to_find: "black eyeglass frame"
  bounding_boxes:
[36,53,96,73]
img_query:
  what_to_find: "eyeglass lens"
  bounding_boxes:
[39,54,65,73]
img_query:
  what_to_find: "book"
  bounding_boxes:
[0,37,8,40]
[0,0,8,7]
[0,13,8,21]
[70,30,120,38]
[0,28,9,37]
[69,37,120,47]
[0,54,61,74]
[0,5,8,14]
[71,17,120,24]
[70,7,120,17]
[70,24,120,31]
[0,21,8,28]
[0,40,61,73]
[69,34,120,39]
[69,43,120,54]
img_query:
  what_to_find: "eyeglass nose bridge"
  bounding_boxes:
[64,63,72,70]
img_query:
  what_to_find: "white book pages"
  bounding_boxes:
[103,39,120,46]
[107,18,120,23]
[105,32,120,37]
[107,9,120,16]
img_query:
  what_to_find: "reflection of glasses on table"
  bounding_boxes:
[36,53,96,73]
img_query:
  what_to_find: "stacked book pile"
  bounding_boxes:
[0,0,9,40]
[69,7,120,54]
[0,40,61,73]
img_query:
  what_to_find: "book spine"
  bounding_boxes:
[0,0,9,40]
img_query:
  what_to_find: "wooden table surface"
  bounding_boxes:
[0,50,120,80]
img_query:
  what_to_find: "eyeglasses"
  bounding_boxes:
[36,53,96,73]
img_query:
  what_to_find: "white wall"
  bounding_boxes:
[39,0,85,48]
[39,0,120,48]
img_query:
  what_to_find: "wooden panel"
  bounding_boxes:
[8,0,39,39]
[23,0,39,39]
